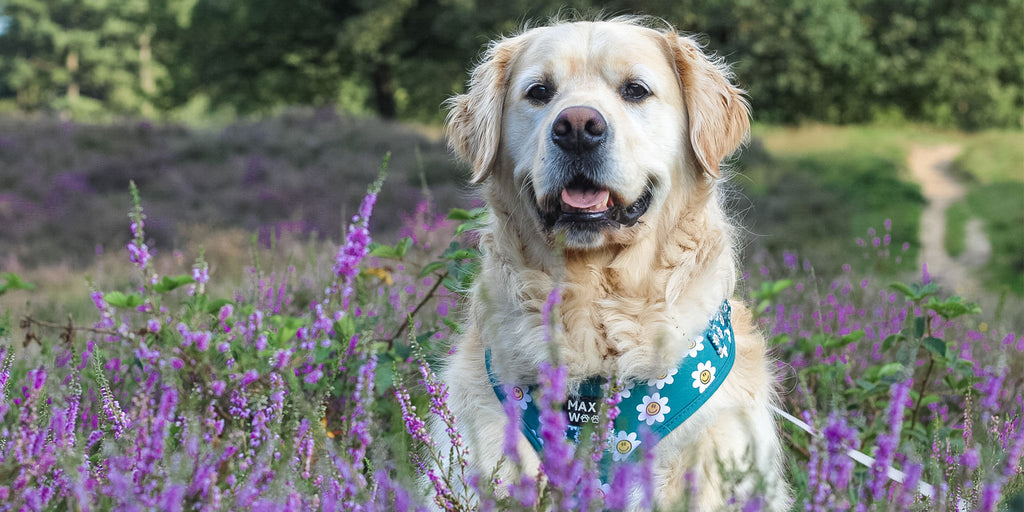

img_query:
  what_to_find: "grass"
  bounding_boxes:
[751,122,1024,296]
[966,183,1024,296]
[733,138,922,277]
[944,200,969,258]
[951,131,1024,184]
[946,130,1024,296]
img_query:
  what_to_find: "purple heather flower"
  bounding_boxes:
[219,304,233,323]
[127,240,152,269]
[783,251,799,269]
[977,367,1006,414]
[502,393,523,465]
[869,379,911,500]
[302,365,324,384]
[333,188,380,287]
[241,369,260,386]
[542,287,561,343]
[960,447,981,470]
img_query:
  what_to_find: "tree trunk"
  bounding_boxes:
[66,51,79,101]
[139,30,156,117]
[371,63,397,119]
[139,31,156,94]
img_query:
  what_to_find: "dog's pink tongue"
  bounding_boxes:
[561,188,610,212]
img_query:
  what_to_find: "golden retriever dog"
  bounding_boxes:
[435,17,789,510]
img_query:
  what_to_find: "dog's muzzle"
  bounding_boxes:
[538,174,653,230]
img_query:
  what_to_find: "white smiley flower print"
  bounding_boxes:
[687,336,705,358]
[508,385,532,410]
[691,361,717,393]
[647,367,678,389]
[612,379,635,399]
[611,431,642,462]
[637,393,671,425]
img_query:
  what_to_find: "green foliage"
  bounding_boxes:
[2,0,1021,127]
[751,278,793,313]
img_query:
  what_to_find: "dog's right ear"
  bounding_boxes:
[665,34,750,180]
[445,36,523,184]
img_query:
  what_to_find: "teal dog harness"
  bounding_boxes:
[485,300,736,469]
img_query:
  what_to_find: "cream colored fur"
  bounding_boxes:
[434,18,790,511]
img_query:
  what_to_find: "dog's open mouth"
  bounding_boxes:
[540,175,652,230]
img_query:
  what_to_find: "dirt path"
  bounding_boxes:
[907,145,990,294]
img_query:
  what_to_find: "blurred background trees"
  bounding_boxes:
[0,0,1021,129]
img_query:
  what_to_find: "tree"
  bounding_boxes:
[0,0,173,117]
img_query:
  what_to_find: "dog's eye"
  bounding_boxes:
[622,82,651,102]
[526,84,555,104]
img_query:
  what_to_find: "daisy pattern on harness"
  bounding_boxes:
[637,393,670,425]
[692,361,717,393]
[687,336,705,358]
[508,385,532,410]
[648,367,678,389]
[612,379,635,399]
[611,431,642,462]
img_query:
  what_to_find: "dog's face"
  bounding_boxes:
[447,20,749,249]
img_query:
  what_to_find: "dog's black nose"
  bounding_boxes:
[551,106,607,153]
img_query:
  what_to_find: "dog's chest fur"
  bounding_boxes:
[478,193,736,388]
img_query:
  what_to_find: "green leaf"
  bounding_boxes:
[820,334,845,349]
[205,298,233,315]
[368,243,398,259]
[922,337,947,358]
[335,315,356,341]
[394,237,413,258]
[445,249,478,261]
[878,362,904,378]
[369,237,414,260]
[840,330,865,344]
[373,362,395,392]
[925,296,981,320]
[153,274,195,293]
[418,261,446,278]
[888,281,915,299]
[446,208,476,221]
[882,333,904,351]
[104,291,144,309]
[0,273,36,295]
[888,281,940,302]
[771,279,794,294]
[271,315,304,345]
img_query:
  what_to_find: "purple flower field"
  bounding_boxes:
[1,153,1022,510]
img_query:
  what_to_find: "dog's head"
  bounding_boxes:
[447,19,749,249]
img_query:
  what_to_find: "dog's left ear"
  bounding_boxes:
[666,34,750,179]
[445,35,524,184]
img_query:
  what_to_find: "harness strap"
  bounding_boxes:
[485,300,736,474]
